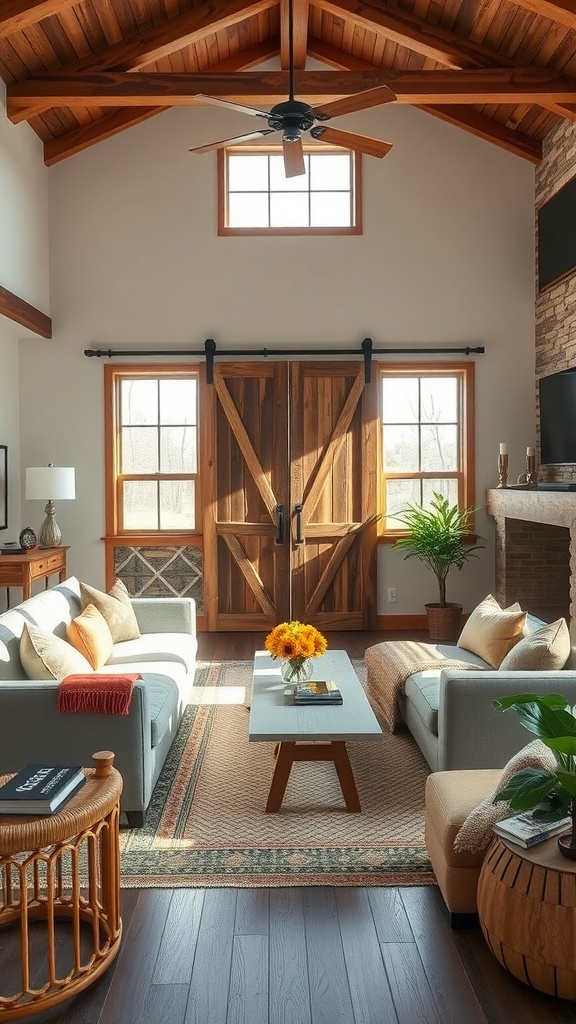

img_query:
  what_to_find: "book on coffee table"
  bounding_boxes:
[492,810,570,848]
[0,763,86,815]
[293,680,343,705]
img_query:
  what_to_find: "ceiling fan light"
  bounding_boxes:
[283,129,302,143]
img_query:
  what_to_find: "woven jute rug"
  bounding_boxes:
[119,660,434,888]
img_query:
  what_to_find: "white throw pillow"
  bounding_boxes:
[20,623,93,681]
[457,594,526,668]
[499,617,570,671]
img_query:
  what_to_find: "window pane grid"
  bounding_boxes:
[224,149,357,231]
[380,368,472,534]
[115,374,199,534]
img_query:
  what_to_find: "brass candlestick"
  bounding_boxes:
[497,453,508,488]
[526,451,536,485]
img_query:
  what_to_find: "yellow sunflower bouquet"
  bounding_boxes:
[265,620,328,684]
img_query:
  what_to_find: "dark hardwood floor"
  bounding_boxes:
[5,631,576,1023]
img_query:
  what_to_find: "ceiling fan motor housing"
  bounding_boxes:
[267,99,317,140]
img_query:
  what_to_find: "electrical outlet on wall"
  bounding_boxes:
[387,587,397,603]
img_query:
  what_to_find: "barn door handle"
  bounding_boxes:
[294,502,304,546]
[275,504,284,545]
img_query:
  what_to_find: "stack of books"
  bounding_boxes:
[0,763,86,815]
[291,680,343,705]
[492,810,571,849]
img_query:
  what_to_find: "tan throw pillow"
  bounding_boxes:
[457,594,526,668]
[20,623,93,681]
[80,579,140,643]
[499,618,571,671]
[67,604,114,669]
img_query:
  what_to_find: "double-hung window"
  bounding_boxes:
[105,366,200,536]
[379,363,475,535]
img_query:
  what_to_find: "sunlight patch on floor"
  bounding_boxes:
[189,685,247,705]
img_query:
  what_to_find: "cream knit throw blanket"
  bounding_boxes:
[453,739,558,854]
[364,640,480,733]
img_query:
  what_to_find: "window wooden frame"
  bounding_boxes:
[217,145,362,236]
[378,362,475,541]
[104,364,202,541]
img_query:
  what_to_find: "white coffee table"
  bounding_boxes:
[249,649,382,813]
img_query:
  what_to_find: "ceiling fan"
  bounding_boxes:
[189,0,395,178]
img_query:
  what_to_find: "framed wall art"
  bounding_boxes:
[0,446,6,530]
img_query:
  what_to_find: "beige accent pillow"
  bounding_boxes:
[67,604,114,669]
[499,617,571,671]
[457,594,526,668]
[80,579,140,643]
[20,623,93,681]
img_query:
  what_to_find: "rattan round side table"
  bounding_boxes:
[0,751,123,1021]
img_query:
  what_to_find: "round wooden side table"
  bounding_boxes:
[477,833,576,999]
[0,751,123,1021]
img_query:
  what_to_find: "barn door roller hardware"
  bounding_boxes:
[84,339,485,384]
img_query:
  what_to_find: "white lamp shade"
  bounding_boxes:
[26,466,75,500]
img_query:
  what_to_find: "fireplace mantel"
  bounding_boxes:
[486,488,576,634]
[487,488,576,530]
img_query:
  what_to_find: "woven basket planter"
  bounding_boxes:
[425,602,463,643]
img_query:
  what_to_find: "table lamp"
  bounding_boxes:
[25,464,75,548]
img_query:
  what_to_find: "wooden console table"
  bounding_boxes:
[0,547,69,606]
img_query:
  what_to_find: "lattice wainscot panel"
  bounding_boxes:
[114,545,203,611]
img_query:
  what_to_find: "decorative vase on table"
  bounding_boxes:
[265,620,327,691]
[280,657,314,686]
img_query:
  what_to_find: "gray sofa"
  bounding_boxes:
[0,576,197,826]
[367,616,576,773]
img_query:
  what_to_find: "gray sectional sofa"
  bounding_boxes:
[367,615,576,773]
[0,576,197,826]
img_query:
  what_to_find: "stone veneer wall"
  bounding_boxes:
[535,120,576,483]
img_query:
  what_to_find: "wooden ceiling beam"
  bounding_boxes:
[0,285,51,338]
[8,68,576,112]
[504,0,576,32]
[43,40,280,166]
[280,0,308,70]
[308,42,542,162]
[0,0,79,39]
[8,0,277,123]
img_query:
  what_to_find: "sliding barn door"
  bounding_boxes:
[203,360,378,630]
[202,362,290,631]
[290,362,378,630]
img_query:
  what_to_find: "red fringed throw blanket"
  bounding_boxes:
[57,674,140,715]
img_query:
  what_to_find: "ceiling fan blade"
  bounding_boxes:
[311,86,396,121]
[195,94,272,119]
[311,125,393,160]
[189,128,276,154]
[283,137,305,177]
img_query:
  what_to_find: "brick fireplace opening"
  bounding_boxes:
[487,489,576,636]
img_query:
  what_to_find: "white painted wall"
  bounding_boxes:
[16,100,535,610]
[0,82,49,608]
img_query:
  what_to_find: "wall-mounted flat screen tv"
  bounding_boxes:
[539,368,576,464]
[538,175,576,291]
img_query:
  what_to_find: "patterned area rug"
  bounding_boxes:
[120,660,435,887]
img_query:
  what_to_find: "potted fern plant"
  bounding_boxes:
[492,693,576,859]
[392,492,485,641]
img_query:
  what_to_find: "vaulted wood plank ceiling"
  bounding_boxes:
[0,0,574,167]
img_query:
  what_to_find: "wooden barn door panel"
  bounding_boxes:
[290,362,378,630]
[202,362,290,631]
[203,360,377,630]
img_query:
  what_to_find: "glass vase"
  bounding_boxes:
[280,658,313,686]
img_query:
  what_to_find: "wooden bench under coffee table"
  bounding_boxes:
[248,650,382,813]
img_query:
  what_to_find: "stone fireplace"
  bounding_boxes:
[487,489,576,637]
